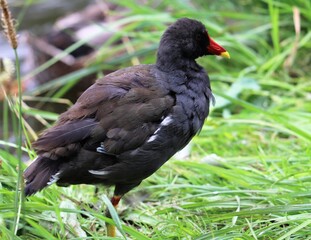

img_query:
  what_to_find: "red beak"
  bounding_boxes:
[207,37,230,58]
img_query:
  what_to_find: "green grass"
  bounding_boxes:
[1,0,311,239]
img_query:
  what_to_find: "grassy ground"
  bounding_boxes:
[1,0,311,239]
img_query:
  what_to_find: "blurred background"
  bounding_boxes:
[0,0,311,239]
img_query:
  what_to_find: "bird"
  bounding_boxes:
[24,18,230,237]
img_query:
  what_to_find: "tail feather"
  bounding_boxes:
[24,156,60,196]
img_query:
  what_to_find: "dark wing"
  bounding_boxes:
[33,65,175,159]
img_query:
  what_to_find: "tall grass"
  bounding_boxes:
[0,0,24,236]
[0,0,310,239]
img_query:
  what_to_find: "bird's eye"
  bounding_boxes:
[196,30,208,42]
[196,33,202,41]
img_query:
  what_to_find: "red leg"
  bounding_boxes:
[111,195,122,207]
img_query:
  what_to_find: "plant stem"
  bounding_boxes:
[12,48,23,235]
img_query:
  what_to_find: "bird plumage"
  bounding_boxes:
[24,18,228,199]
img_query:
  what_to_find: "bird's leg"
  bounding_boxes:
[106,195,122,237]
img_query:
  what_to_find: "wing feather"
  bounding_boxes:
[33,118,97,152]
[32,65,175,159]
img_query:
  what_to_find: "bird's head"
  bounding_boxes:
[157,18,230,65]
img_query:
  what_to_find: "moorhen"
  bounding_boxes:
[24,18,230,236]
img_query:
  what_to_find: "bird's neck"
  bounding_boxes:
[156,49,199,72]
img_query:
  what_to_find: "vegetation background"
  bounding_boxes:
[0,0,311,239]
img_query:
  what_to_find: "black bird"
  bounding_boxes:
[24,18,229,236]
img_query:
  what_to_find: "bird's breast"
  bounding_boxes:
[151,65,211,148]
[174,78,211,135]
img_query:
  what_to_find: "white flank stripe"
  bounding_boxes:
[161,115,173,126]
[47,172,61,185]
[147,135,157,143]
[89,169,110,176]
[146,115,173,144]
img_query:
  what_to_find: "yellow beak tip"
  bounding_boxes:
[220,51,230,59]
